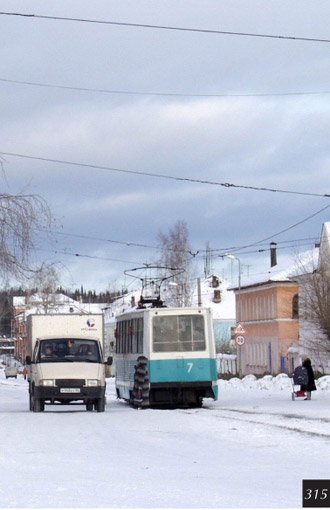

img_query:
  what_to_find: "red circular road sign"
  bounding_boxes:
[235,335,245,346]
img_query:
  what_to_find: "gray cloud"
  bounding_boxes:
[1,0,329,290]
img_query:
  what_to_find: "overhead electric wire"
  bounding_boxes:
[1,11,330,44]
[192,240,322,261]
[202,235,324,253]
[1,151,329,199]
[216,205,330,253]
[36,227,328,263]
[220,241,320,258]
[36,247,144,265]
[37,228,192,254]
[49,231,324,253]
[37,241,318,276]
[1,77,330,98]
[42,229,160,251]
[37,228,329,266]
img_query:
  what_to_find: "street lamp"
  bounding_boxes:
[224,253,243,377]
[224,253,242,323]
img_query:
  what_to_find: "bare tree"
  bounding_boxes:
[299,264,330,339]
[157,220,194,307]
[29,263,60,313]
[296,251,330,366]
[0,192,52,279]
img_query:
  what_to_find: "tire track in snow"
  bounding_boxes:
[180,406,330,440]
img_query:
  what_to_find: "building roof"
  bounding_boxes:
[230,222,330,292]
[13,292,107,318]
[230,248,319,291]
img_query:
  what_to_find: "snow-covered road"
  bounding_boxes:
[1,371,329,508]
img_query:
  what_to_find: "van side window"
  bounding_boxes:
[33,341,39,362]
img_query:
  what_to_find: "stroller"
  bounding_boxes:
[291,365,309,400]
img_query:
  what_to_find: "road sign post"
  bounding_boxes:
[234,325,246,377]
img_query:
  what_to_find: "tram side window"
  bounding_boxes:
[152,315,206,352]
[191,316,206,351]
[127,320,131,353]
[116,322,122,353]
[128,320,133,353]
[131,319,137,353]
[123,321,128,353]
[137,318,143,353]
[115,323,119,353]
[117,321,127,354]
[116,318,143,354]
[120,321,124,353]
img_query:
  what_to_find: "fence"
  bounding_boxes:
[216,353,237,376]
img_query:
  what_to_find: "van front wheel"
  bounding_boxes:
[95,397,105,412]
[33,398,44,412]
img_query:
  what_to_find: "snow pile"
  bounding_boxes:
[219,373,330,392]
[317,375,330,390]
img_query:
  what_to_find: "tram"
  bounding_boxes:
[115,304,218,407]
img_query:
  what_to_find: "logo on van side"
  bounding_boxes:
[86,319,96,328]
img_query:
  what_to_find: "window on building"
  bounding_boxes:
[292,294,299,319]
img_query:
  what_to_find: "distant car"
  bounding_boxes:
[5,366,18,379]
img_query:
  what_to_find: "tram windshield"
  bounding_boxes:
[152,315,206,352]
[38,339,101,363]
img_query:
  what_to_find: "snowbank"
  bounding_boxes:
[218,373,330,392]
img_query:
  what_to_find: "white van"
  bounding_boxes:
[26,314,112,412]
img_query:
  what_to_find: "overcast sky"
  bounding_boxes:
[1,0,329,293]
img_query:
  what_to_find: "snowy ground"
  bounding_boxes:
[0,365,329,509]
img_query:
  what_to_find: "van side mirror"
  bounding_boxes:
[106,356,113,366]
[26,356,32,365]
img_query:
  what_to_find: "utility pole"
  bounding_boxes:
[197,278,202,307]
[224,253,242,377]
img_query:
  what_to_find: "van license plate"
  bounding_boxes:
[60,388,80,393]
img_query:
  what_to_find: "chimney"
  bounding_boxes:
[212,275,220,288]
[270,242,277,268]
[131,296,136,308]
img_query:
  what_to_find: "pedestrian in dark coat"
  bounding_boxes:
[301,357,316,400]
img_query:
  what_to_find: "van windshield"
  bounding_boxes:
[38,339,101,363]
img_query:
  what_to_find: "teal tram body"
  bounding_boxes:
[115,307,218,407]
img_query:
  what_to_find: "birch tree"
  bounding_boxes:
[297,252,330,365]
[299,260,330,342]
[29,263,60,313]
[157,220,194,307]
[0,192,52,279]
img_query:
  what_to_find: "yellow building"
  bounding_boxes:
[231,263,300,375]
